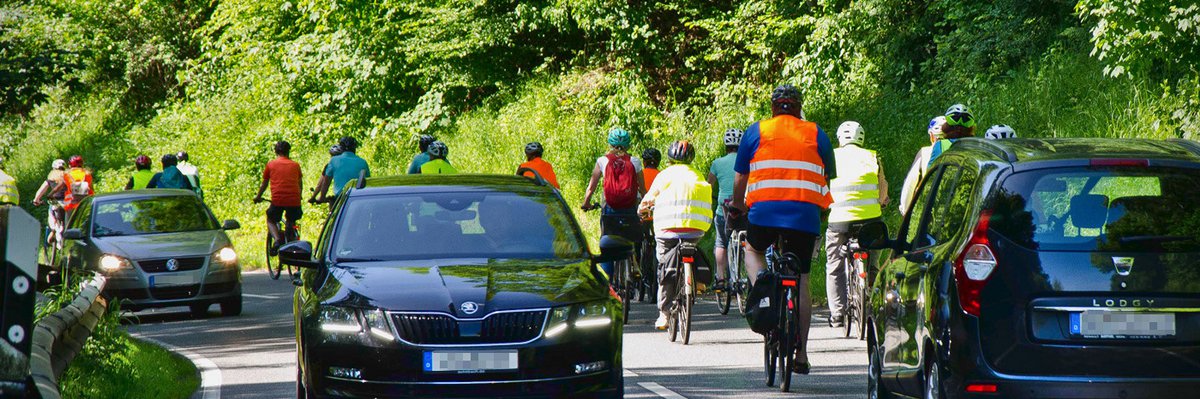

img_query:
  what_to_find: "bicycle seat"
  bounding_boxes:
[678,242,698,256]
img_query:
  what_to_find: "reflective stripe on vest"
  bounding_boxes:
[652,165,713,233]
[745,115,832,209]
[131,170,154,190]
[0,173,18,205]
[829,145,882,222]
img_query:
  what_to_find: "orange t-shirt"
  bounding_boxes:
[519,158,560,189]
[263,157,303,207]
[642,167,660,192]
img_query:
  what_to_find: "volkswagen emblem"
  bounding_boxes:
[460,301,480,315]
[166,258,179,271]
[1113,256,1134,276]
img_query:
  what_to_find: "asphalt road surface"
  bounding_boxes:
[124,271,868,399]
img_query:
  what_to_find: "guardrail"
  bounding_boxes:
[29,274,107,399]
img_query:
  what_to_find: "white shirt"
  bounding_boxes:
[595,154,643,175]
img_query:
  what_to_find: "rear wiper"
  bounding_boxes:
[1117,235,1197,244]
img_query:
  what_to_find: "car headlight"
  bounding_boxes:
[543,300,614,339]
[544,306,571,338]
[214,247,237,264]
[575,301,612,328]
[363,309,393,342]
[319,306,361,334]
[317,306,394,345]
[100,255,130,271]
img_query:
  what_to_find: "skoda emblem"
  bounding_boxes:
[166,258,179,271]
[460,301,480,315]
[1113,257,1134,276]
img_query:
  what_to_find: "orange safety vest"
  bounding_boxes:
[745,115,832,209]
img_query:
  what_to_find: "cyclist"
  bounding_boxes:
[176,151,203,198]
[147,154,193,190]
[61,155,95,218]
[32,159,67,206]
[824,121,888,328]
[124,155,154,190]
[729,84,835,375]
[420,141,458,174]
[0,166,18,205]
[581,128,646,277]
[641,148,661,192]
[638,140,712,330]
[985,124,1017,139]
[317,136,370,199]
[309,144,342,204]
[253,141,303,255]
[899,116,944,215]
[407,134,438,174]
[928,103,976,166]
[518,142,560,188]
[707,128,743,291]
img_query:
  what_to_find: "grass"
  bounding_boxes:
[59,307,199,399]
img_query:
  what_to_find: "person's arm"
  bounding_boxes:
[706,172,718,203]
[637,173,666,217]
[817,127,836,181]
[899,152,923,215]
[147,174,159,189]
[732,173,749,211]
[125,177,134,191]
[254,167,269,202]
[581,161,602,209]
[33,181,49,205]
[731,124,758,212]
[86,174,95,195]
[636,170,646,196]
[877,158,890,206]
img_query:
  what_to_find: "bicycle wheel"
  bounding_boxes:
[855,259,868,341]
[668,310,678,342]
[641,239,658,303]
[715,274,731,315]
[682,265,694,345]
[780,286,796,392]
[843,258,854,338]
[621,258,631,325]
[735,234,750,315]
[764,333,778,387]
[266,234,281,280]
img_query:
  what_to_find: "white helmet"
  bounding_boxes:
[723,128,744,146]
[985,124,1017,139]
[927,116,946,139]
[837,121,865,147]
[945,103,970,115]
[51,159,66,170]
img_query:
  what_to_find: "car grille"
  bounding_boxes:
[391,310,548,345]
[138,257,206,273]
[150,284,201,300]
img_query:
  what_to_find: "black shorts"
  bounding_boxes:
[266,206,303,224]
[746,223,818,274]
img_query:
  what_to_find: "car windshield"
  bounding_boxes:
[92,195,219,237]
[988,166,1200,252]
[330,191,586,262]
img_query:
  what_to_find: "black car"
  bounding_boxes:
[283,174,627,399]
[862,138,1200,399]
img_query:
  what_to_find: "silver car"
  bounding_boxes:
[58,189,243,317]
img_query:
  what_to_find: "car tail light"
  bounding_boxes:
[965,383,998,393]
[955,210,996,317]
[1090,158,1148,167]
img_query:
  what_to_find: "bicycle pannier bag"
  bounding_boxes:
[745,272,781,335]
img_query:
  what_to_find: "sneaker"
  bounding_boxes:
[655,313,669,330]
[713,279,727,292]
[829,317,844,328]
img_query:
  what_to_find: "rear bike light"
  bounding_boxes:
[780,278,797,287]
[1090,158,1148,167]
[965,383,998,393]
[682,257,694,263]
[955,210,997,317]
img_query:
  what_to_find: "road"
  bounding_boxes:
[124,271,868,399]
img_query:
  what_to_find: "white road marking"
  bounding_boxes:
[624,369,639,377]
[136,336,222,399]
[638,382,687,399]
[241,293,280,300]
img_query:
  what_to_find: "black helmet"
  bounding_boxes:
[338,136,359,153]
[525,142,544,158]
[419,134,436,152]
[329,144,344,156]
[176,151,189,162]
[771,84,802,111]
[274,140,291,156]
[641,148,661,168]
[427,141,449,159]
[161,153,179,167]
[667,140,695,164]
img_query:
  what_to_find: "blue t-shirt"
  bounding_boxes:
[407,152,431,174]
[324,152,371,195]
[734,119,836,234]
[709,152,738,205]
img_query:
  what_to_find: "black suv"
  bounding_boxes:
[862,138,1200,399]
[282,175,628,398]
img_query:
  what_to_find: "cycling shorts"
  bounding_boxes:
[266,206,303,224]
[746,223,818,274]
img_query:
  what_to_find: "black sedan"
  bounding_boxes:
[284,175,627,399]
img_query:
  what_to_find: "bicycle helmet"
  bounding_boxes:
[418,134,436,152]
[176,151,189,162]
[338,136,359,153]
[667,140,696,164]
[607,128,631,148]
[161,153,178,167]
[68,155,84,167]
[328,144,343,156]
[135,155,152,169]
[427,141,449,159]
[642,148,661,168]
[945,103,970,115]
[837,121,865,147]
[723,128,744,146]
[985,124,1017,140]
[927,116,946,139]
[771,84,802,108]
[945,110,976,128]
[525,142,544,158]
[51,159,66,170]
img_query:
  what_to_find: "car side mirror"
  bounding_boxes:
[279,241,321,269]
[856,221,892,250]
[63,228,85,240]
[222,219,241,230]
[594,235,634,264]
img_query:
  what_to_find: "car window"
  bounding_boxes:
[70,199,93,230]
[91,196,218,237]
[922,167,975,247]
[331,191,586,262]
[903,168,944,248]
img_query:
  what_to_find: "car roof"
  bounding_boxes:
[950,137,1200,164]
[348,174,557,196]
[90,189,198,203]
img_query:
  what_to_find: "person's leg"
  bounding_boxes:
[713,213,728,287]
[824,230,848,324]
[266,206,284,250]
[787,231,819,369]
[744,223,776,286]
[655,237,679,329]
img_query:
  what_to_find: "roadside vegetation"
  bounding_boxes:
[2,0,1197,303]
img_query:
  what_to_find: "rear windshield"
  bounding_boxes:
[330,191,586,262]
[988,166,1200,252]
[92,195,218,237]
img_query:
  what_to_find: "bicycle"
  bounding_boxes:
[584,203,642,324]
[256,197,300,280]
[715,204,750,315]
[836,235,869,340]
[637,221,658,303]
[41,199,66,265]
[663,240,698,345]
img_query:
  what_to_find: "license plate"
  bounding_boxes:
[149,273,196,287]
[1070,311,1176,338]
[423,351,518,373]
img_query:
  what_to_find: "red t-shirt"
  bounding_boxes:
[263,157,303,207]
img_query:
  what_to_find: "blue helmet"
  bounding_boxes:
[607,128,632,148]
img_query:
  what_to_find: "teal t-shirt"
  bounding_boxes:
[324,152,370,195]
[709,152,738,204]
[407,152,430,174]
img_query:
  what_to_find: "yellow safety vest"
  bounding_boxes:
[828,145,882,223]
[651,165,713,233]
[0,170,19,205]
[131,169,154,190]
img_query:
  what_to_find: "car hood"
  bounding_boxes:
[93,230,228,260]
[322,258,606,317]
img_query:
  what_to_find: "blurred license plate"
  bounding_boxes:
[423,351,518,372]
[1070,311,1175,338]
[149,274,196,287]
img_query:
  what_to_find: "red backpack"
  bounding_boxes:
[602,153,638,209]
